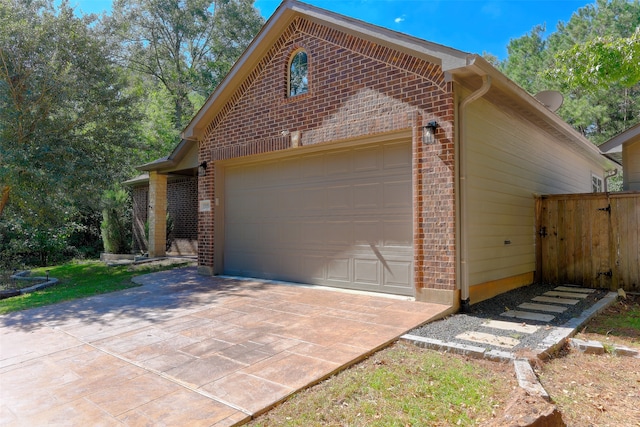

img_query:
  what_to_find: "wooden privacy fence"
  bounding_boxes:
[536,192,639,291]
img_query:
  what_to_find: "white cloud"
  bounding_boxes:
[394,15,405,24]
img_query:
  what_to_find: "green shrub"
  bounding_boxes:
[100,188,132,254]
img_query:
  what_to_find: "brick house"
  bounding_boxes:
[136,0,617,310]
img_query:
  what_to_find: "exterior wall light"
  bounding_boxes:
[423,121,438,144]
[198,161,208,177]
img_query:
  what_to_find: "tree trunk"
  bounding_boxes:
[0,185,10,217]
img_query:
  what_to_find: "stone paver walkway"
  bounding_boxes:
[448,285,602,352]
[0,267,448,426]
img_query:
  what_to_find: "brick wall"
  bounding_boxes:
[198,17,456,292]
[131,176,198,255]
[167,177,198,254]
[132,185,148,253]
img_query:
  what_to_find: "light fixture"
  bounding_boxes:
[423,121,438,144]
[198,161,208,177]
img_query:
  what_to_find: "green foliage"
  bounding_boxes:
[549,28,640,89]
[499,0,640,144]
[100,187,132,254]
[108,0,264,131]
[0,0,142,227]
[0,215,81,269]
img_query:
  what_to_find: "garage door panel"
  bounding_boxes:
[279,188,301,214]
[326,221,352,246]
[383,142,411,169]
[300,221,326,247]
[354,220,381,247]
[301,154,325,178]
[353,183,381,210]
[326,150,351,176]
[384,260,412,288]
[353,258,380,285]
[327,258,350,282]
[327,185,352,210]
[280,223,300,247]
[224,140,413,296]
[302,255,326,281]
[276,157,301,183]
[383,219,413,247]
[301,188,326,213]
[384,180,412,209]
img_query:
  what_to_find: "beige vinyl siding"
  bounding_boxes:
[624,140,640,191]
[465,98,604,286]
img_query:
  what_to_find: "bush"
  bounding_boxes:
[100,188,132,254]
[0,217,79,269]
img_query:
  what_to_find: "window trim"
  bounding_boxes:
[592,173,603,193]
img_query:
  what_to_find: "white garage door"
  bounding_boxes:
[224,139,413,296]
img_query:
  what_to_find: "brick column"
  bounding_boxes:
[148,171,167,258]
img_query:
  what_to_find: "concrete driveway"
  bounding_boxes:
[0,267,448,426]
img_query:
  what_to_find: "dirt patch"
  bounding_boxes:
[483,389,564,427]
[532,295,640,427]
[537,342,640,426]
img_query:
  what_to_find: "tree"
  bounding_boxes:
[548,28,640,89]
[0,0,141,226]
[500,25,550,94]
[499,0,640,143]
[108,0,264,133]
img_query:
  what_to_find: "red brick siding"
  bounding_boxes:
[132,177,199,255]
[198,17,456,292]
[132,185,148,253]
[167,177,198,254]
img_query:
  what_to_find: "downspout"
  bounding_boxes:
[457,75,491,312]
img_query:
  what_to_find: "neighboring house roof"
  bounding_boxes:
[598,122,640,165]
[141,0,615,173]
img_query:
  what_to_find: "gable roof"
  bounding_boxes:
[172,0,615,172]
[598,122,640,165]
[181,0,473,142]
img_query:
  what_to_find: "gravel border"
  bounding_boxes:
[406,283,610,354]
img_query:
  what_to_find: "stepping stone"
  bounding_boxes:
[518,303,568,313]
[500,310,555,322]
[482,320,539,334]
[532,296,580,305]
[554,286,595,293]
[455,331,520,349]
[543,291,589,299]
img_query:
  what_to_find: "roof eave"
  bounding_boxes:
[449,56,618,171]
[599,122,640,153]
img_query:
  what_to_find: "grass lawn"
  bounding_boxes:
[0,259,192,315]
[248,342,517,427]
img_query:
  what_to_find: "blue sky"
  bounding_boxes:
[69,0,594,59]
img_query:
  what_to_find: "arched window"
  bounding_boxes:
[289,50,308,97]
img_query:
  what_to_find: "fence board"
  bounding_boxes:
[538,192,640,291]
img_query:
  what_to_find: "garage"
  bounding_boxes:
[223,138,414,296]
